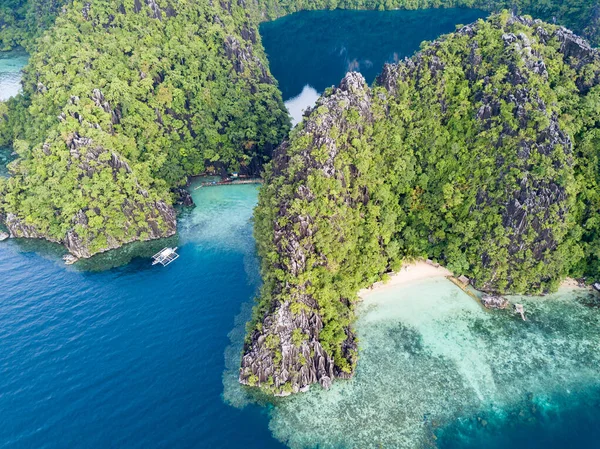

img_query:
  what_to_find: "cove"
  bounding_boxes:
[1,11,599,449]
[259,8,487,124]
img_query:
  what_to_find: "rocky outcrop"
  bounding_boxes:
[62,199,176,258]
[240,302,337,395]
[481,294,509,309]
[240,73,370,394]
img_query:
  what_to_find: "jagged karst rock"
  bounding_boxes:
[240,73,369,394]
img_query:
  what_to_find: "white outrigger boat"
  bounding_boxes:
[152,247,179,266]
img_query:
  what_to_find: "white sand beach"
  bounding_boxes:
[358,261,452,299]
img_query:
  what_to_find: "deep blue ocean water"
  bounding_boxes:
[0,182,286,449]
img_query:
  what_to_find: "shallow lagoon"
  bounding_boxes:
[255,278,600,448]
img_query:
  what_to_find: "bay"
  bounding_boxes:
[2,8,599,449]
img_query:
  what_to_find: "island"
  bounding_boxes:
[0,0,598,258]
[240,13,600,395]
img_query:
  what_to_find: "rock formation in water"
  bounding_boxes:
[241,13,600,395]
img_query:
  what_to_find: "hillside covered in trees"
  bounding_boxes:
[240,13,600,395]
[0,0,289,257]
[0,0,69,51]
[0,0,599,257]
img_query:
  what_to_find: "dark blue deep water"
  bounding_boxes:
[0,183,285,449]
[260,8,487,101]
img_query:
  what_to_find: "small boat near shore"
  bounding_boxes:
[152,247,179,266]
[194,177,264,190]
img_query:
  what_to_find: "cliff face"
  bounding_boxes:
[242,14,600,394]
[241,74,374,394]
[0,0,289,257]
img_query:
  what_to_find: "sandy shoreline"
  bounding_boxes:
[358,261,452,299]
[357,262,591,300]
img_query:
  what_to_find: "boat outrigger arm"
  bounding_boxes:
[152,247,179,266]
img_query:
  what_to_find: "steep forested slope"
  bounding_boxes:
[1,0,599,258]
[0,0,69,50]
[0,0,289,257]
[240,13,600,395]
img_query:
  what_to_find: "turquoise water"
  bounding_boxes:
[256,278,600,448]
[0,49,28,177]
[0,49,28,101]
[260,9,487,124]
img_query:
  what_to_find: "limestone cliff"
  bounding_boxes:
[240,73,372,394]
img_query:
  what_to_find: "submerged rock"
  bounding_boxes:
[514,303,527,321]
[172,188,195,207]
[62,254,78,265]
[481,294,509,309]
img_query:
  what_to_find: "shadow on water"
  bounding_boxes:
[259,8,488,101]
[3,234,181,272]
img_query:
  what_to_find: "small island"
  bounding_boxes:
[240,13,600,395]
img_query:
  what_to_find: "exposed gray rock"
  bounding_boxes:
[172,188,195,207]
[242,15,600,395]
[240,73,368,394]
[481,294,509,309]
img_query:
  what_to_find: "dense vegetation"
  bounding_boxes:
[3,0,600,51]
[1,0,599,258]
[241,13,600,394]
[0,0,289,256]
[0,0,68,51]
